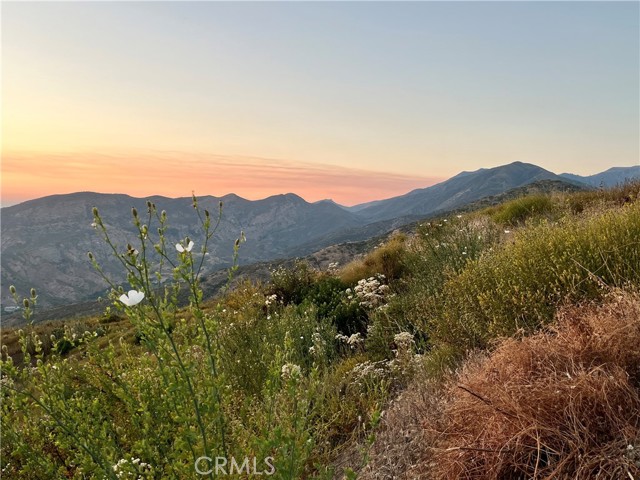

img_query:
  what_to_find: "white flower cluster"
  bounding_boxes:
[112,457,151,479]
[393,331,414,350]
[335,332,364,349]
[265,294,278,306]
[390,332,419,374]
[281,363,301,381]
[350,360,389,388]
[309,332,326,356]
[352,275,390,309]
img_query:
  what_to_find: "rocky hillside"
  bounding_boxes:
[1,192,363,308]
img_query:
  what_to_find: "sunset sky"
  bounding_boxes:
[2,2,638,207]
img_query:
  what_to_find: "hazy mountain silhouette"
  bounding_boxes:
[560,166,640,187]
[349,162,570,222]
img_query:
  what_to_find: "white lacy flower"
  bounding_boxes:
[119,290,145,306]
[281,363,301,380]
[175,240,194,252]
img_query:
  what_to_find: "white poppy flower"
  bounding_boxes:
[119,290,145,306]
[175,240,194,252]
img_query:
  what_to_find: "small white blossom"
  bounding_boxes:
[175,239,194,252]
[119,290,145,306]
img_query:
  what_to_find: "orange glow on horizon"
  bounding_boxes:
[1,151,444,207]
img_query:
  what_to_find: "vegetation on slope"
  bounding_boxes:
[1,182,639,479]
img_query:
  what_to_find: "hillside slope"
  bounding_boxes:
[351,161,569,222]
[1,192,363,308]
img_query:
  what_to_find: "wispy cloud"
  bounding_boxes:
[1,151,443,207]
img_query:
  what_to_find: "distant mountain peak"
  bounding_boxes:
[560,165,639,187]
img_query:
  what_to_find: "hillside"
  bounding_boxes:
[2,182,639,479]
[1,191,363,309]
[1,178,584,327]
[350,161,572,222]
[1,162,604,315]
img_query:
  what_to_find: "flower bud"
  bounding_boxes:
[88,252,94,260]
[9,285,16,295]
[204,209,210,218]
[23,298,30,308]
[30,288,37,298]
[92,206,99,217]
[131,207,138,218]
[146,200,152,210]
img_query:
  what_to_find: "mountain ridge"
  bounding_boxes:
[1,162,629,313]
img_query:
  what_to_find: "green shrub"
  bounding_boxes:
[431,203,640,357]
[267,260,317,305]
[305,276,368,334]
[489,194,556,226]
[375,215,502,354]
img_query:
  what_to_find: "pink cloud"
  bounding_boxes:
[1,151,444,206]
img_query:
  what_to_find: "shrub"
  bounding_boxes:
[428,292,640,480]
[340,234,406,285]
[304,276,368,335]
[370,215,502,359]
[267,260,317,305]
[488,194,555,226]
[566,180,640,214]
[431,203,640,356]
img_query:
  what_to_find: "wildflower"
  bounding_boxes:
[281,363,301,380]
[176,239,194,252]
[504,230,511,234]
[90,222,97,229]
[265,294,278,306]
[394,331,414,347]
[347,333,363,348]
[119,290,145,306]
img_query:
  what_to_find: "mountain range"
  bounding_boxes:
[1,161,638,315]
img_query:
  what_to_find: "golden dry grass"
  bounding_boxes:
[427,291,640,479]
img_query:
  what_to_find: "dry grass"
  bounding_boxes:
[339,234,406,286]
[356,377,445,480]
[425,291,640,479]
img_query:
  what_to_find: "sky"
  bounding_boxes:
[2,1,639,207]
